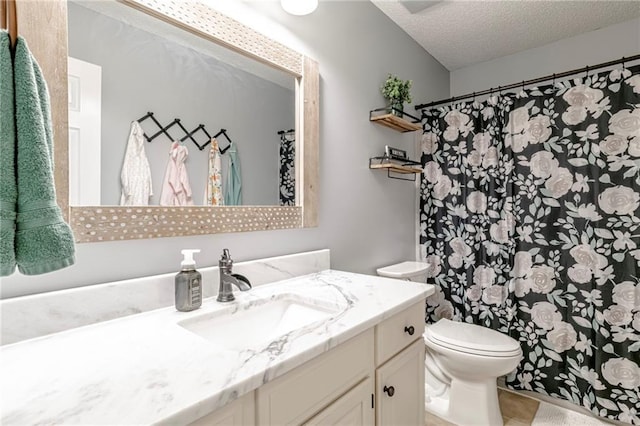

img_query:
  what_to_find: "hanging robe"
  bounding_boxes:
[159,141,194,206]
[120,121,153,206]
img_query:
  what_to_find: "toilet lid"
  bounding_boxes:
[376,261,430,279]
[425,319,521,356]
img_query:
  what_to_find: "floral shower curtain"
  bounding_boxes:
[419,65,640,425]
[279,134,295,206]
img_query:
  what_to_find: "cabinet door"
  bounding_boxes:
[376,339,425,426]
[304,377,374,425]
[189,392,255,426]
[256,330,374,425]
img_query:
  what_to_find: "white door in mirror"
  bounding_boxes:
[68,57,101,205]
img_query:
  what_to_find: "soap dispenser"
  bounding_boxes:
[175,249,202,312]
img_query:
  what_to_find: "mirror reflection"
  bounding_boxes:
[67,1,296,207]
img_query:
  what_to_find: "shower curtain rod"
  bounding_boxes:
[415,54,640,111]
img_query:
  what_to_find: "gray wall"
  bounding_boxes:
[451,17,640,96]
[0,1,449,298]
[68,3,294,206]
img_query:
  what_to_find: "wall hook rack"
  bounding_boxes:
[136,111,234,154]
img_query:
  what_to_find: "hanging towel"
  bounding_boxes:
[120,121,153,206]
[14,35,75,275]
[203,137,223,206]
[160,141,194,206]
[0,31,16,276]
[224,142,242,206]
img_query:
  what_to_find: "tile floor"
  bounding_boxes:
[424,388,605,426]
[425,388,539,425]
[499,389,540,425]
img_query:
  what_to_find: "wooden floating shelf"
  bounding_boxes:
[369,162,422,174]
[370,113,422,133]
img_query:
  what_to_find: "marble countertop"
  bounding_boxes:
[1,270,433,425]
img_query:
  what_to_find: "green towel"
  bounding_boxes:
[13,35,75,275]
[0,31,16,276]
[224,143,242,206]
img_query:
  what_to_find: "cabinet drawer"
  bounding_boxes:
[375,301,424,365]
[256,329,374,425]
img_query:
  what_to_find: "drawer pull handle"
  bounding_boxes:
[404,326,415,336]
[383,385,395,397]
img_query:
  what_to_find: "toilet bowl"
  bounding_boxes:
[377,262,523,426]
[424,318,522,426]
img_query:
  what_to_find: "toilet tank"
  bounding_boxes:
[376,261,430,283]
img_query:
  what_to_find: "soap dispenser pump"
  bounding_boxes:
[175,249,202,312]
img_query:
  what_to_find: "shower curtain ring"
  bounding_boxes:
[585,65,590,77]
[622,57,626,70]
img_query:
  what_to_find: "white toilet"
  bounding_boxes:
[377,261,523,426]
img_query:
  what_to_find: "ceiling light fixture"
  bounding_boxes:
[281,0,318,16]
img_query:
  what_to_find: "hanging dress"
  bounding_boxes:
[203,137,223,206]
[120,121,153,206]
[224,142,242,206]
[159,141,194,206]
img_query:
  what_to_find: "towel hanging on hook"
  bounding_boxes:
[1,0,18,51]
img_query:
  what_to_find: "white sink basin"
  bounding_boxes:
[178,295,340,351]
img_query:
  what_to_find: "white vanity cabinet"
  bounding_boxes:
[189,301,425,426]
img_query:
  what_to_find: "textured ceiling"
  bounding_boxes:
[372,0,640,71]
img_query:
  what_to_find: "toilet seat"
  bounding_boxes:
[425,319,521,357]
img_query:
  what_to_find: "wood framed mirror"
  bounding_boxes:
[25,0,318,243]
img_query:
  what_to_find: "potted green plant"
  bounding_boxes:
[381,74,412,117]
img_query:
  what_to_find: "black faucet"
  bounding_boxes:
[217,249,252,302]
